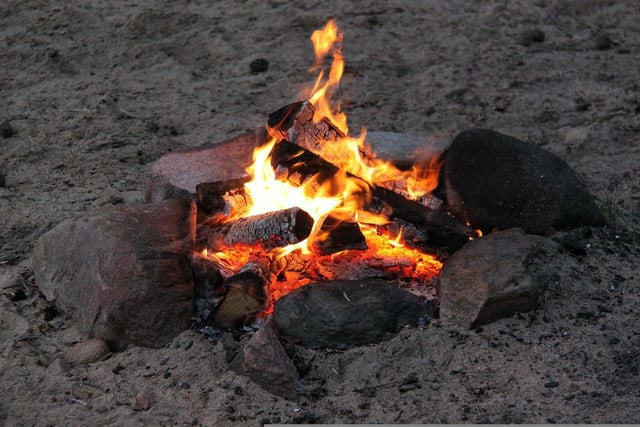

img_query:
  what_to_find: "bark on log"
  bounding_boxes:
[196,178,250,216]
[204,207,314,251]
[213,261,268,329]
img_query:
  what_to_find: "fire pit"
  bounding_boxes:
[32,19,604,399]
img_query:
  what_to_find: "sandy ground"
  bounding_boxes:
[1,0,639,425]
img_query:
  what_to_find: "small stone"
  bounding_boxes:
[563,127,589,146]
[65,338,111,365]
[593,33,613,50]
[49,357,71,375]
[250,58,269,73]
[0,121,16,138]
[519,28,545,46]
[135,392,154,411]
[43,306,58,321]
[544,380,560,388]
[0,169,6,187]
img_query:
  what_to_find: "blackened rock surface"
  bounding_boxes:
[274,280,433,349]
[442,128,604,234]
[438,228,556,329]
[145,128,269,202]
[33,199,196,351]
[230,318,299,400]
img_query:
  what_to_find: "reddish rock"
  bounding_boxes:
[438,228,556,329]
[33,199,196,351]
[65,338,111,365]
[145,128,269,202]
[230,318,299,400]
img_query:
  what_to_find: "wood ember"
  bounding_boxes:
[270,139,338,189]
[196,178,249,216]
[204,207,314,251]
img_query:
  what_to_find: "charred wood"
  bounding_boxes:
[270,140,338,188]
[204,207,314,251]
[196,178,250,217]
[314,215,368,256]
[372,186,473,253]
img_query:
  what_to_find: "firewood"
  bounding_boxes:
[314,214,368,255]
[371,186,473,253]
[213,261,268,329]
[196,178,250,215]
[270,139,338,188]
[191,253,225,299]
[204,207,314,251]
[267,101,442,209]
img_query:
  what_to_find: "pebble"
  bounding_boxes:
[135,391,154,411]
[250,58,269,73]
[0,169,6,187]
[593,33,613,50]
[0,120,16,138]
[49,357,71,375]
[65,338,111,365]
[563,127,589,146]
[519,28,545,46]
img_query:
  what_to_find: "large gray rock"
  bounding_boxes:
[438,228,556,329]
[33,199,196,351]
[442,128,604,235]
[274,279,434,349]
[145,128,269,202]
[230,318,299,400]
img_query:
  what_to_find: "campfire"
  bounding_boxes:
[192,20,470,329]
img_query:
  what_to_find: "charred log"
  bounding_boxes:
[270,140,338,188]
[196,178,250,216]
[213,261,268,329]
[204,207,314,251]
[314,215,368,256]
[372,186,473,253]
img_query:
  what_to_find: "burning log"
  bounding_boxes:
[314,214,368,255]
[372,186,474,253]
[196,178,249,216]
[268,101,442,209]
[203,207,314,251]
[213,261,268,329]
[270,139,338,188]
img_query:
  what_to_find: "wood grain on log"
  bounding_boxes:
[196,178,249,216]
[213,261,268,329]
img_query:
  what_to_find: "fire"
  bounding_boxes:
[204,20,444,317]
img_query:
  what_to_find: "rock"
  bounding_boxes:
[519,28,545,46]
[364,131,452,168]
[230,318,299,400]
[49,357,71,375]
[145,128,268,202]
[65,338,111,365]
[249,58,269,73]
[0,120,16,138]
[274,279,434,349]
[441,128,605,234]
[0,168,6,187]
[593,33,613,50]
[563,126,589,146]
[134,391,155,411]
[438,228,556,329]
[33,199,196,351]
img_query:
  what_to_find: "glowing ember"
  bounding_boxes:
[202,19,445,317]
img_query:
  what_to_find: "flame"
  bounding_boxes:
[204,20,444,316]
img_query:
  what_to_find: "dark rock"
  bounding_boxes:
[274,279,433,349]
[0,169,6,187]
[145,128,268,202]
[441,128,605,235]
[519,28,545,46]
[33,199,196,351]
[438,228,556,329]
[593,33,613,50]
[230,318,299,400]
[43,305,58,321]
[250,58,269,73]
[0,120,16,138]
